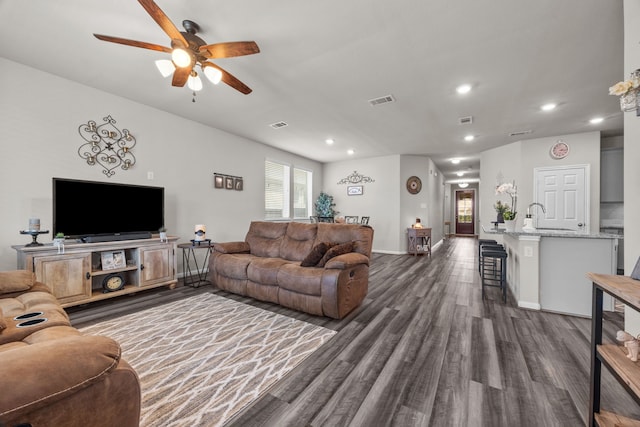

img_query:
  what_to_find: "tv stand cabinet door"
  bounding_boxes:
[139,245,175,287]
[34,253,92,304]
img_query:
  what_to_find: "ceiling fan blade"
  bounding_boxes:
[172,66,191,87]
[199,41,260,59]
[203,62,252,94]
[94,34,172,53]
[138,0,189,47]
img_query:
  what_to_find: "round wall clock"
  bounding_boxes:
[102,273,125,293]
[550,140,570,159]
[406,176,422,194]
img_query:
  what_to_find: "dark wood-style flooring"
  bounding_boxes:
[68,237,640,426]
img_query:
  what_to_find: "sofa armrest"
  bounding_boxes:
[324,252,370,269]
[212,241,250,254]
[0,334,123,420]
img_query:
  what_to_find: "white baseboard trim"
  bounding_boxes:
[518,301,541,310]
[372,250,406,255]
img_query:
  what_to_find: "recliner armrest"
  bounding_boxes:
[324,252,370,269]
[212,241,251,254]
[0,334,122,420]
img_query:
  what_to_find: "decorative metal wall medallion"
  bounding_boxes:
[337,170,375,185]
[77,115,136,177]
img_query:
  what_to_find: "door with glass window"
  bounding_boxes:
[455,190,475,235]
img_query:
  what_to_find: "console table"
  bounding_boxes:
[407,227,431,257]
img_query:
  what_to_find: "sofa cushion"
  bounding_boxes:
[315,223,373,257]
[300,242,333,267]
[317,241,355,267]
[279,222,317,261]
[277,264,323,296]
[246,222,289,258]
[214,254,254,280]
[0,270,35,294]
[247,257,292,285]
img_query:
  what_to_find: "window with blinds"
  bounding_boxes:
[265,160,290,219]
[264,160,312,220]
[293,168,312,219]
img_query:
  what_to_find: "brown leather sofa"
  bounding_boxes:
[208,221,374,319]
[0,270,141,427]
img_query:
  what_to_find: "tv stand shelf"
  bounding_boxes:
[12,236,178,308]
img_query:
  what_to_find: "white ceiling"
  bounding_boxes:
[0,0,625,182]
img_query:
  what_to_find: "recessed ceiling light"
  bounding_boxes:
[464,135,475,142]
[456,172,464,177]
[325,138,334,145]
[541,103,557,111]
[451,158,461,164]
[589,117,604,124]
[347,149,355,155]
[456,84,472,94]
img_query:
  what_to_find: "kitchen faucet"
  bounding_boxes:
[526,202,546,217]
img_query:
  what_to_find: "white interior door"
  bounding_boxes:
[534,165,589,230]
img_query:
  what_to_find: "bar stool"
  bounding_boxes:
[480,246,507,302]
[478,239,497,272]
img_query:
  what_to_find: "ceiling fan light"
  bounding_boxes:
[171,48,192,68]
[155,59,175,78]
[203,65,223,85]
[187,74,203,91]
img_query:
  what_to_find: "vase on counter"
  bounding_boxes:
[504,219,516,232]
[497,213,504,223]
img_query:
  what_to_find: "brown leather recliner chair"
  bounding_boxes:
[0,270,141,427]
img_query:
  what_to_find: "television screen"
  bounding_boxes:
[53,178,164,239]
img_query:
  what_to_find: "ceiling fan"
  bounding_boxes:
[93,0,260,94]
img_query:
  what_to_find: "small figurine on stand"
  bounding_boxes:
[616,330,640,362]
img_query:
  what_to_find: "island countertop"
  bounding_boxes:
[482,225,620,239]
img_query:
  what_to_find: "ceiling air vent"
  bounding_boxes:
[368,94,395,106]
[458,116,473,125]
[269,121,289,129]
[509,130,533,137]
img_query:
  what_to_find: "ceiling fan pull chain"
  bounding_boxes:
[192,91,196,103]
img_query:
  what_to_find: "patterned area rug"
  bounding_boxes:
[79,293,336,426]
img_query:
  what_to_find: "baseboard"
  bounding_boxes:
[518,301,541,310]
[372,250,406,255]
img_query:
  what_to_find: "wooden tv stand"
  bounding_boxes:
[12,236,178,308]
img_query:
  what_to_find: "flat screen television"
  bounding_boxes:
[53,178,165,240]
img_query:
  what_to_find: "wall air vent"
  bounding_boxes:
[269,121,289,129]
[458,116,473,125]
[509,130,533,137]
[368,95,395,106]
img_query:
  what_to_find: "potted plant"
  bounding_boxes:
[314,192,338,219]
[159,227,167,242]
[494,201,509,223]
[502,208,517,231]
[53,232,65,254]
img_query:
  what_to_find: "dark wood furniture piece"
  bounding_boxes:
[178,240,213,288]
[407,227,431,257]
[588,272,640,427]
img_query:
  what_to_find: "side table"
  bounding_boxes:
[407,227,431,257]
[178,239,213,288]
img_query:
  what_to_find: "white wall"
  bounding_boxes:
[0,58,323,272]
[479,132,601,239]
[323,155,401,253]
[322,154,444,254]
[623,0,640,333]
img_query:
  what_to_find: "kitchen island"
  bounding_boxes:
[482,226,620,317]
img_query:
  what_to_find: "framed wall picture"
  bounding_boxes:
[214,175,224,189]
[101,250,126,270]
[225,176,234,190]
[234,177,243,191]
[347,185,363,196]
